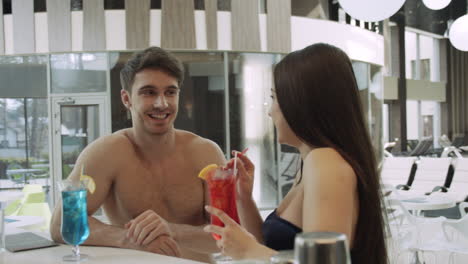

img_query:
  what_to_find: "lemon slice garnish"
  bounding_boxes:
[198,164,218,180]
[80,165,96,194]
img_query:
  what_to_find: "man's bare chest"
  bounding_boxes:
[109,162,206,224]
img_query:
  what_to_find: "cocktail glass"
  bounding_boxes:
[207,167,240,240]
[58,179,90,262]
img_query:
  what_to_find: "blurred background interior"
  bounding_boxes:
[0,1,468,262]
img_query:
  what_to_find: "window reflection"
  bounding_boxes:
[229,53,279,208]
[51,53,108,94]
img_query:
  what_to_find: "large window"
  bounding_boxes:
[0,55,49,194]
[0,98,49,190]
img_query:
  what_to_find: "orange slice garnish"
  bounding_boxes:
[198,164,218,180]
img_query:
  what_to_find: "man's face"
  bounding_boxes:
[122,69,180,135]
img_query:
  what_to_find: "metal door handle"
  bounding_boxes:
[58,97,75,105]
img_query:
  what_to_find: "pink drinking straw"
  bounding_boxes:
[233,151,238,176]
[233,148,249,176]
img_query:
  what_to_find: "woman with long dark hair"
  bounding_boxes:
[204,43,388,263]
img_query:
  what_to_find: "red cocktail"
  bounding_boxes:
[206,168,240,240]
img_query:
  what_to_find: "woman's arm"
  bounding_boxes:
[232,153,264,242]
[301,148,358,247]
[237,195,264,243]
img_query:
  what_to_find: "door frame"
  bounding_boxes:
[50,94,111,205]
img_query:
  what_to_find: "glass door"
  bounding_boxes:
[51,96,109,204]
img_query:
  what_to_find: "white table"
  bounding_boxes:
[5,215,44,235]
[0,245,208,264]
[0,191,23,204]
[400,195,457,212]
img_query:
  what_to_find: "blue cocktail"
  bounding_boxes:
[59,180,90,262]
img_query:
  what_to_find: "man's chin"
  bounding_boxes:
[146,125,173,135]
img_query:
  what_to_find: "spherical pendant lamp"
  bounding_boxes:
[338,0,406,22]
[449,14,468,51]
[422,0,451,10]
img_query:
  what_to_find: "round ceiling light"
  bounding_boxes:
[449,14,468,51]
[422,0,451,10]
[338,0,406,22]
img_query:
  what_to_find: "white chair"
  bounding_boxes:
[405,157,453,195]
[380,157,417,190]
[441,203,468,263]
[459,202,468,217]
[385,198,447,263]
[448,159,468,202]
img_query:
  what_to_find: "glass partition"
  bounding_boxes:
[0,55,47,98]
[174,52,226,152]
[228,53,280,209]
[51,53,108,94]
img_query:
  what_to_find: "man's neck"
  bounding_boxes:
[130,126,177,160]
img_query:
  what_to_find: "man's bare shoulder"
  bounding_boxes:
[175,130,226,166]
[80,129,135,160]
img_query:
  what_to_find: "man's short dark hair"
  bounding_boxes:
[120,47,184,92]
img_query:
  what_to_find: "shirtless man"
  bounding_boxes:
[50,47,225,262]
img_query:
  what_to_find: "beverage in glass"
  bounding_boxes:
[59,180,90,262]
[207,167,240,240]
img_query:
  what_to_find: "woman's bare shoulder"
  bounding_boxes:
[303,148,356,184]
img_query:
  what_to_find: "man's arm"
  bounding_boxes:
[49,135,180,256]
[50,136,120,246]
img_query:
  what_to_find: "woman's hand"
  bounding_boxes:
[227,150,255,200]
[204,206,261,260]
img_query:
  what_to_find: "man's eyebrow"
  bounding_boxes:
[138,85,155,90]
[138,85,179,90]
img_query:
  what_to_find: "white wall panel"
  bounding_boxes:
[149,10,161,47]
[0,0,4,54]
[4,15,13,54]
[217,11,231,50]
[47,0,71,52]
[105,10,126,50]
[12,0,35,54]
[72,11,83,51]
[83,0,106,51]
[291,16,384,66]
[259,14,267,52]
[35,13,48,53]
[195,10,207,50]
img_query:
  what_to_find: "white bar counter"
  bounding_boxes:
[0,244,208,264]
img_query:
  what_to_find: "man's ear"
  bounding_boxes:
[121,89,131,109]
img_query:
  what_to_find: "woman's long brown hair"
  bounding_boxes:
[274,43,388,264]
